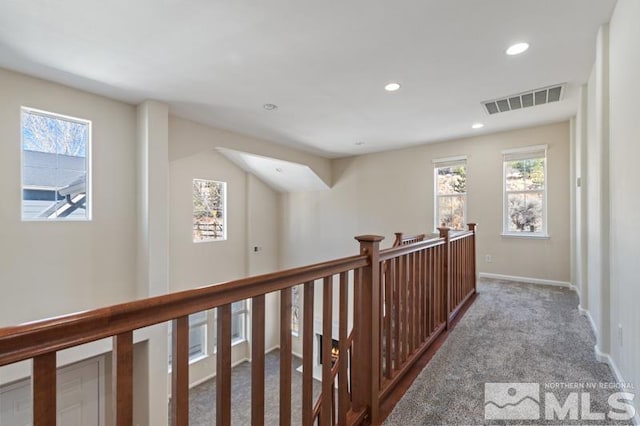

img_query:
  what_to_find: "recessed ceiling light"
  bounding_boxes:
[263,103,278,111]
[472,123,484,129]
[384,82,401,92]
[506,42,529,56]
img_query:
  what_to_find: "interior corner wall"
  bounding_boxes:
[585,24,611,354]
[280,122,571,284]
[606,0,640,405]
[574,85,590,312]
[168,116,282,385]
[247,174,281,352]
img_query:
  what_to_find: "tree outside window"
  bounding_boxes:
[434,158,467,230]
[193,179,226,242]
[503,146,547,235]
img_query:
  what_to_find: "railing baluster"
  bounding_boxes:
[408,252,415,355]
[302,281,314,426]
[252,295,266,426]
[321,276,334,425]
[280,288,292,426]
[217,304,232,426]
[33,352,56,426]
[399,255,406,363]
[338,272,349,426]
[392,257,400,372]
[113,331,133,426]
[384,259,392,379]
[171,317,189,426]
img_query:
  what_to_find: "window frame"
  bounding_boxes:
[167,301,249,372]
[167,311,208,370]
[502,145,549,238]
[20,107,92,222]
[433,156,467,231]
[192,178,227,243]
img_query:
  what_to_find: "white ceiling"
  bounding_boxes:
[0,0,616,158]
[217,148,329,192]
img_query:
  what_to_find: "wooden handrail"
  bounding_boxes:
[0,225,477,426]
[392,232,426,247]
[0,253,367,367]
[380,236,445,261]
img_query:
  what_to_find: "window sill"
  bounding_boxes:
[501,233,550,240]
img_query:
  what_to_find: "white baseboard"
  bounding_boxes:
[593,345,639,425]
[582,309,599,341]
[479,272,572,288]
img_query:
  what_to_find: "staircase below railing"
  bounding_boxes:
[0,224,477,426]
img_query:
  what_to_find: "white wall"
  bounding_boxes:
[573,1,639,417]
[168,117,283,386]
[585,26,612,354]
[573,85,590,311]
[0,68,138,324]
[169,115,332,188]
[247,174,281,352]
[606,0,640,411]
[281,122,571,283]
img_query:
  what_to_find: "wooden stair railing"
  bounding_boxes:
[0,226,477,426]
[0,252,371,426]
[392,232,427,247]
[376,224,477,414]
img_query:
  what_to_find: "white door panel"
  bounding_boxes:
[0,358,103,426]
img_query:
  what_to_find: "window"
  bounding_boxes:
[168,301,248,368]
[21,108,91,221]
[211,300,248,349]
[230,300,247,344]
[168,311,208,367]
[503,145,547,236]
[434,156,467,230]
[193,179,226,242]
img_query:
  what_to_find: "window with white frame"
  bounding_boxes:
[21,108,91,221]
[230,300,247,344]
[212,301,247,346]
[168,311,208,367]
[503,145,547,236]
[434,156,467,230]
[193,179,226,242]
[167,301,247,369]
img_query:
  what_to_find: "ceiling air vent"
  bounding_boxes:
[482,84,565,115]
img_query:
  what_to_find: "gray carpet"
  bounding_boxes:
[171,350,321,425]
[384,278,631,425]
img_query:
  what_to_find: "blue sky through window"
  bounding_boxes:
[22,111,88,157]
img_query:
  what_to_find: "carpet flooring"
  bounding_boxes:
[384,278,632,425]
[170,350,321,425]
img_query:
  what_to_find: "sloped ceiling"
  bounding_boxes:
[217,148,329,192]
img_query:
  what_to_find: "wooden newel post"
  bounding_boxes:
[467,223,478,293]
[354,234,384,425]
[393,232,403,247]
[438,227,451,329]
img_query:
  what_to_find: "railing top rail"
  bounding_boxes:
[449,229,474,242]
[392,233,426,247]
[379,237,445,261]
[0,253,368,367]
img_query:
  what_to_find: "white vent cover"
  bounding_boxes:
[482,84,565,115]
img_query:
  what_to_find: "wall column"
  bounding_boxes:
[136,100,170,425]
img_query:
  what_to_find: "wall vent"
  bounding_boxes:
[482,84,565,115]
